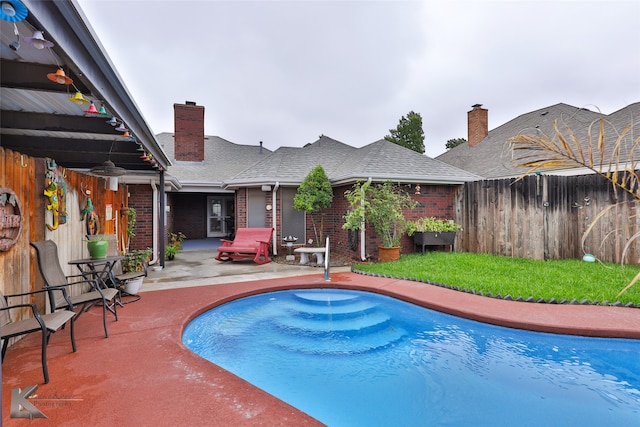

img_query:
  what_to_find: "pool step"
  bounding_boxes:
[273,310,392,337]
[267,290,406,354]
[272,325,407,355]
[285,299,380,320]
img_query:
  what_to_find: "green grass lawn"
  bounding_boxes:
[353,252,640,306]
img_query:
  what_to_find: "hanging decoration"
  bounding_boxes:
[24,30,54,49]
[47,68,73,85]
[0,0,28,22]
[43,159,67,231]
[68,91,90,104]
[0,186,23,251]
[80,193,99,236]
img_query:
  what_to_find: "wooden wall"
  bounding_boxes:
[1,147,128,320]
[455,174,638,264]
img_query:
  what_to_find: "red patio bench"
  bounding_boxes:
[215,227,273,264]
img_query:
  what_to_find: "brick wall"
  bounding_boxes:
[174,101,205,162]
[127,184,154,251]
[319,184,458,261]
[170,193,207,239]
[236,189,247,228]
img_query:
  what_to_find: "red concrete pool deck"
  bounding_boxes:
[3,271,640,426]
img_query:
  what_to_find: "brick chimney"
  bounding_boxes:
[174,101,205,162]
[467,104,488,147]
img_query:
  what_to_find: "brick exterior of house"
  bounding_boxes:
[274,183,458,261]
[127,184,155,251]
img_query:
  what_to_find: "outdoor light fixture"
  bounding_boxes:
[115,123,128,132]
[106,116,118,126]
[89,159,126,177]
[47,68,73,85]
[121,131,131,138]
[68,91,90,104]
[84,102,99,114]
[0,0,27,22]
[24,30,54,49]
[97,105,109,116]
[90,141,126,177]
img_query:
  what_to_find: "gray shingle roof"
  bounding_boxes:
[223,136,479,187]
[158,132,271,184]
[436,102,640,179]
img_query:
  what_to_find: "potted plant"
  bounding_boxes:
[343,181,417,261]
[407,217,462,253]
[166,231,186,260]
[121,247,152,294]
[86,235,109,259]
[165,244,179,260]
[122,248,152,273]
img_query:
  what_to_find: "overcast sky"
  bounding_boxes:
[76,0,639,157]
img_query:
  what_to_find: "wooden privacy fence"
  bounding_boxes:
[455,174,638,264]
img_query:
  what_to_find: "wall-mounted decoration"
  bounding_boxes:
[0,187,23,251]
[43,159,67,230]
[81,195,99,236]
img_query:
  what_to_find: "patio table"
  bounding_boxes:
[68,256,124,309]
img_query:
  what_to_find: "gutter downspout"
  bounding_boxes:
[272,181,280,255]
[361,177,372,261]
[149,180,161,267]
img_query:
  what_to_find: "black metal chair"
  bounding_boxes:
[1,288,76,384]
[30,240,119,338]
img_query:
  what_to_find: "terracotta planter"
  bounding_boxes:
[378,245,400,262]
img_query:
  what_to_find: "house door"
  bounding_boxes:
[207,195,234,237]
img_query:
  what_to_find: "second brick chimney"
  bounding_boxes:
[174,101,205,162]
[467,104,488,147]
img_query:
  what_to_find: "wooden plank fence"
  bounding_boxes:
[455,174,639,264]
[1,147,129,319]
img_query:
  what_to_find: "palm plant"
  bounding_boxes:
[509,117,640,296]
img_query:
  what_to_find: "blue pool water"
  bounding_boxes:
[182,289,640,426]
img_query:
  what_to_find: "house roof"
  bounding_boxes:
[157,132,272,191]
[436,102,640,179]
[222,136,480,188]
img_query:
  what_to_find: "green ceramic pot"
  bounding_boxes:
[87,240,108,259]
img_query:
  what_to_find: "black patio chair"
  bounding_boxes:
[1,288,76,384]
[30,240,119,338]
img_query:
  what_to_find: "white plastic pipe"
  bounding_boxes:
[272,181,280,255]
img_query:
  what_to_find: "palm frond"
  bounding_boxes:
[509,118,640,202]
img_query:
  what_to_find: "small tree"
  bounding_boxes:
[446,138,466,150]
[293,165,333,246]
[343,181,417,248]
[385,111,425,154]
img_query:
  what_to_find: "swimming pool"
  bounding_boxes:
[182,289,640,426]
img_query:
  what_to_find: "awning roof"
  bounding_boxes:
[0,0,170,173]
